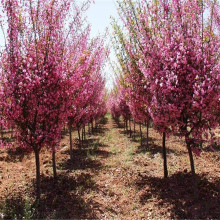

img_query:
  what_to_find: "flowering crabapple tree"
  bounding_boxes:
[112,0,170,177]
[0,0,92,200]
[108,91,121,123]
[137,0,220,192]
[66,34,107,155]
[111,6,153,148]
[114,0,220,189]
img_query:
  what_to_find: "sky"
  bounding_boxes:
[85,0,118,90]
[86,0,118,38]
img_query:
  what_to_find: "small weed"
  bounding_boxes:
[57,164,65,171]
[110,145,119,155]
[133,204,139,210]
[87,190,94,199]
[86,150,97,159]
[0,196,35,219]
[76,185,84,195]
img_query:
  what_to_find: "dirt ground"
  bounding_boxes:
[0,114,219,219]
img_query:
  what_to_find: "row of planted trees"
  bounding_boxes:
[0,0,107,200]
[108,0,220,197]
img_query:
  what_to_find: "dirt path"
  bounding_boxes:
[86,115,141,219]
[0,114,219,219]
[73,114,220,219]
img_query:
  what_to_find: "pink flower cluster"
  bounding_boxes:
[0,0,107,153]
[110,0,220,150]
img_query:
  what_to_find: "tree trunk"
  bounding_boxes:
[162,132,168,178]
[1,124,3,139]
[81,128,84,145]
[88,123,90,133]
[146,121,149,149]
[140,123,142,146]
[129,119,132,138]
[77,127,81,146]
[11,127,13,139]
[34,149,41,201]
[81,128,83,141]
[186,141,198,198]
[91,120,94,133]
[200,141,203,148]
[84,126,86,140]
[133,121,136,140]
[69,123,73,160]
[52,149,57,180]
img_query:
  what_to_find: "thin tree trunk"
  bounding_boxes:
[84,126,86,140]
[146,121,149,149]
[34,149,40,201]
[129,119,132,138]
[133,120,136,140]
[186,141,198,198]
[77,127,81,147]
[69,123,73,160]
[88,123,90,133]
[52,149,57,180]
[91,120,94,133]
[140,123,142,146]
[200,139,203,148]
[11,127,13,139]
[162,132,168,178]
[81,128,84,142]
[1,124,3,139]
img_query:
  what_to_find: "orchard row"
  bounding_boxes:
[0,0,107,200]
[108,0,220,197]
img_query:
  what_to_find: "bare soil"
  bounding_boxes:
[0,115,219,219]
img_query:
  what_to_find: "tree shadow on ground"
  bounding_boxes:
[111,119,124,129]
[203,144,220,152]
[0,146,32,163]
[135,172,220,219]
[37,174,98,219]
[59,147,103,171]
[78,138,110,152]
[135,139,181,156]
[88,127,110,137]
[118,129,133,137]
[0,173,99,219]
[88,117,109,137]
[60,136,112,171]
[98,116,108,126]
[60,115,111,170]
[0,116,111,219]
[0,191,33,219]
